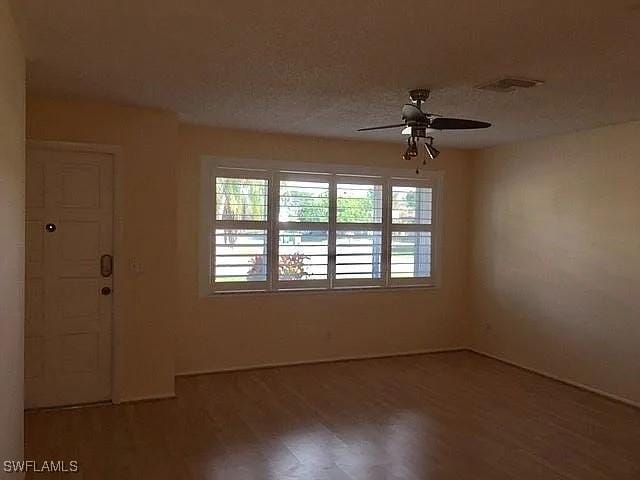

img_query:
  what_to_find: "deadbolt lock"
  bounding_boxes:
[100,254,113,277]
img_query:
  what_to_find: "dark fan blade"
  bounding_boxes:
[430,117,491,130]
[357,123,406,132]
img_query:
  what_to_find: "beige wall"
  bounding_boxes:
[26,97,474,396]
[470,121,640,405]
[27,97,178,401]
[25,95,640,406]
[176,125,473,374]
[0,0,25,472]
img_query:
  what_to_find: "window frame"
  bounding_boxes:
[200,157,443,296]
[210,168,272,292]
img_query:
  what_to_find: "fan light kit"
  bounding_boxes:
[357,89,491,173]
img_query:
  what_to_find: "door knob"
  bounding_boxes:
[101,286,112,295]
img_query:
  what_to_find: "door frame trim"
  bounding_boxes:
[27,140,125,404]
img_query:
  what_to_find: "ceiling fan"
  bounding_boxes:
[357,89,491,172]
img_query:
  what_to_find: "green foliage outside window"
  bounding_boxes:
[217,182,379,224]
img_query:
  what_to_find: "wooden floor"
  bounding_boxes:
[25,351,640,479]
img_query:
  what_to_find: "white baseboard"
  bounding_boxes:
[469,348,640,409]
[25,393,178,411]
[117,392,176,404]
[177,346,467,377]
[25,400,112,413]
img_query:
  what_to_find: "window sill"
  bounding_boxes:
[203,284,440,298]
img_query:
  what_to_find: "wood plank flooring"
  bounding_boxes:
[24,351,640,479]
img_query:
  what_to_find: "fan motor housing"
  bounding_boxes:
[402,104,429,125]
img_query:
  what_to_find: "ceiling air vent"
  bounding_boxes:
[476,77,544,93]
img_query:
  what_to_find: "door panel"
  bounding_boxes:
[58,333,99,373]
[26,157,45,209]
[25,221,44,265]
[25,146,114,408]
[58,220,103,278]
[25,278,45,337]
[58,163,102,208]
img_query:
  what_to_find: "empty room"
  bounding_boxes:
[1,0,639,478]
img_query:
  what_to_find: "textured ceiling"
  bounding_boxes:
[10,0,640,147]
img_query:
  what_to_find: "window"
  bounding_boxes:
[203,160,440,294]
[278,176,330,287]
[390,184,433,285]
[335,180,383,286]
[212,175,269,291]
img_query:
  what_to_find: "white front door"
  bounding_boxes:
[25,145,114,409]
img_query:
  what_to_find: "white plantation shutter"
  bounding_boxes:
[204,161,440,294]
[212,172,270,291]
[391,231,431,278]
[389,182,434,285]
[215,177,268,221]
[277,175,330,289]
[334,179,384,287]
